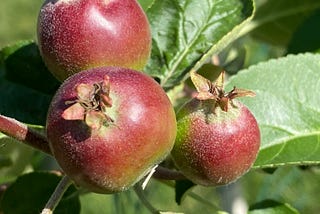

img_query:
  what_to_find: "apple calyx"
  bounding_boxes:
[62,75,114,129]
[190,70,256,112]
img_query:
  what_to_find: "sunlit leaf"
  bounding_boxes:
[226,53,320,168]
[249,199,299,214]
[145,0,254,90]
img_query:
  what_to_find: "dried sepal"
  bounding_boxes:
[190,70,255,112]
[190,70,212,92]
[99,75,113,109]
[226,87,256,100]
[62,103,86,120]
[217,97,230,112]
[76,83,96,101]
[85,110,112,130]
[190,70,217,100]
[62,75,114,128]
[215,70,225,89]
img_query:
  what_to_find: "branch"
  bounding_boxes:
[0,115,190,181]
[152,166,186,180]
[41,175,72,214]
[133,184,160,214]
[0,114,52,155]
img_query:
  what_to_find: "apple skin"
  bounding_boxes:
[46,67,176,193]
[37,0,151,81]
[171,99,260,186]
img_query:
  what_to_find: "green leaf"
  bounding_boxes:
[0,41,59,125]
[1,41,60,94]
[175,179,195,205]
[243,0,320,46]
[0,172,80,214]
[0,134,34,181]
[249,199,299,214]
[226,53,320,168]
[138,0,155,11]
[287,10,320,54]
[0,155,12,169]
[145,0,254,90]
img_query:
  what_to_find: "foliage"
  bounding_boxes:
[1,0,320,213]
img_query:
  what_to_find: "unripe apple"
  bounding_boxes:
[37,0,151,81]
[171,71,260,186]
[46,67,176,193]
[172,99,260,186]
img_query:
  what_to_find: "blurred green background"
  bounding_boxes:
[0,0,43,48]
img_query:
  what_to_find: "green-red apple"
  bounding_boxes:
[172,99,260,186]
[171,71,260,186]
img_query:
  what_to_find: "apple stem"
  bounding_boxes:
[133,184,160,214]
[41,175,72,214]
[0,114,52,155]
[152,166,186,180]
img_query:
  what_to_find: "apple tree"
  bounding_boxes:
[1,0,320,213]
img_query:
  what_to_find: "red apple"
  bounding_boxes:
[37,0,151,81]
[46,67,176,193]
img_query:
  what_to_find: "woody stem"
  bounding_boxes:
[0,114,52,155]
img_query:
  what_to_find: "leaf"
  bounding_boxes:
[138,0,155,11]
[0,155,12,169]
[145,0,254,90]
[0,134,34,181]
[226,53,320,168]
[287,10,320,54]
[0,172,80,214]
[0,40,60,94]
[175,179,195,205]
[0,41,59,125]
[243,0,320,46]
[248,199,299,214]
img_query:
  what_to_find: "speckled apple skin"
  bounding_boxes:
[46,67,176,193]
[38,0,151,81]
[171,99,260,186]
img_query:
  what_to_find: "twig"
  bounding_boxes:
[0,114,52,155]
[152,166,186,180]
[41,175,72,214]
[133,184,160,214]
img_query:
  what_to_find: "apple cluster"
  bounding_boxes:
[38,0,176,193]
[38,0,260,194]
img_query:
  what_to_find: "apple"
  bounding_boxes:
[171,71,260,186]
[37,0,151,81]
[46,67,177,193]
